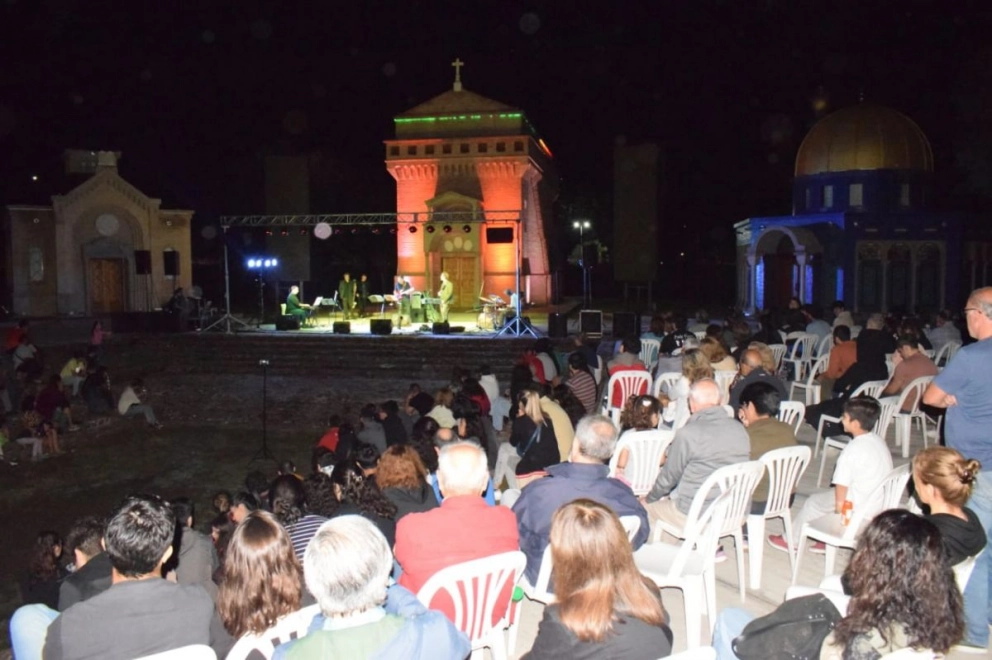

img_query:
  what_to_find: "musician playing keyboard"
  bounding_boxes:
[285,285,312,323]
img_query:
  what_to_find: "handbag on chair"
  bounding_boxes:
[732,593,842,660]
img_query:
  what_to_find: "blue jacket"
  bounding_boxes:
[512,462,650,584]
[273,585,470,660]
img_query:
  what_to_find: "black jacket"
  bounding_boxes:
[524,604,673,660]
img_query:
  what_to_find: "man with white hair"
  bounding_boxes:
[273,516,469,660]
[644,379,750,532]
[512,414,649,584]
[395,442,518,600]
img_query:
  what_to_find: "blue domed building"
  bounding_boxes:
[736,102,988,315]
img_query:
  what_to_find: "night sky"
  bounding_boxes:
[2,1,990,303]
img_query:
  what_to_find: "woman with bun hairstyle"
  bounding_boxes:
[912,446,986,565]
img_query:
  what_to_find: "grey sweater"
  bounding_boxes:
[647,406,750,513]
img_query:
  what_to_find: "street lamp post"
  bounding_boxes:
[573,220,592,307]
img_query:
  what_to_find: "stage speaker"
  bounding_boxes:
[548,312,568,338]
[370,319,393,335]
[135,250,151,275]
[613,312,639,338]
[580,310,603,338]
[333,321,351,334]
[276,315,300,331]
[432,322,450,335]
[449,325,466,333]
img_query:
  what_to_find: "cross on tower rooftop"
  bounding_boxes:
[451,57,464,92]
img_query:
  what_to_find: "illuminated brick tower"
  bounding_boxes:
[385,59,558,309]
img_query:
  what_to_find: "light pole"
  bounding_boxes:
[573,220,592,307]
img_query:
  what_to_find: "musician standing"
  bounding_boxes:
[438,271,454,323]
[357,274,370,318]
[338,272,357,320]
[394,275,414,327]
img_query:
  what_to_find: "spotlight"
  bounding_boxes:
[389,227,397,234]
[426,225,436,234]
[443,225,452,233]
[408,225,417,233]
[351,228,358,234]
[462,225,471,233]
[247,259,257,268]
[299,228,307,236]
[280,229,289,236]
[264,229,273,236]
[246,256,279,270]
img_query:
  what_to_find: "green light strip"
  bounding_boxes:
[395,112,523,124]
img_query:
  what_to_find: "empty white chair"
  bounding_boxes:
[653,371,682,400]
[817,394,898,487]
[777,401,806,434]
[794,464,911,584]
[782,332,818,381]
[891,375,935,458]
[812,379,887,459]
[746,446,811,589]
[654,461,765,602]
[768,343,787,372]
[225,604,320,660]
[417,551,526,660]
[609,429,675,496]
[639,338,661,372]
[137,645,217,660]
[602,370,653,425]
[790,354,829,405]
[713,370,737,405]
[635,490,733,648]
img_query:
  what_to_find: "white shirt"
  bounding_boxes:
[832,432,892,515]
[479,374,501,407]
[118,386,141,415]
[12,343,36,368]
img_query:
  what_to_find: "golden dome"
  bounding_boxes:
[795,103,933,177]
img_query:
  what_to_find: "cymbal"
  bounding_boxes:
[480,296,499,303]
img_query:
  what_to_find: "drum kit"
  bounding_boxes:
[478,294,507,330]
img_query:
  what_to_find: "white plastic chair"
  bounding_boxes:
[653,371,682,400]
[879,649,936,659]
[417,550,526,660]
[850,325,862,338]
[225,604,320,660]
[602,370,652,425]
[619,514,642,542]
[137,645,216,660]
[812,379,887,459]
[609,429,675,496]
[746,446,811,589]
[777,401,806,434]
[667,647,717,660]
[591,355,605,386]
[817,394,898,487]
[654,461,765,602]
[639,338,661,372]
[954,553,980,593]
[782,332,818,380]
[790,354,829,405]
[768,344,787,372]
[635,490,733,648]
[713,370,736,405]
[793,464,911,584]
[815,333,834,359]
[892,375,935,458]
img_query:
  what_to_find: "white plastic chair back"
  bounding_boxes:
[783,333,818,379]
[602,370,652,417]
[592,355,605,386]
[713,370,736,405]
[875,397,901,442]
[225,604,320,660]
[653,371,682,399]
[667,647,717,660]
[894,375,932,416]
[659,489,733,578]
[527,545,556,604]
[892,375,935,457]
[777,401,806,434]
[137,646,216,660]
[933,341,957,367]
[815,333,833,358]
[682,461,765,541]
[953,554,979,593]
[852,379,888,400]
[790,354,830,405]
[768,344,787,371]
[609,429,675,496]
[639,338,661,372]
[759,446,811,518]
[878,649,936,659]
[619,515,642,542]
[846,464,911,539]
[417,550,526,656]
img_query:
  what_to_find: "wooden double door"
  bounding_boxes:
[440,256,477,310]
[88,258,126,313]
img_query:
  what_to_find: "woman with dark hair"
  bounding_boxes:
[329,459,398,546]
[216,511,303,641]
[333,422,358,462]
[409,415,441,473]
[510,362,537,409]
[564,352,598,415]
[268,475,327,561]
[526,500,672,659]
[714,509,965,659]
[377,444,439,521]
[230,491,260,524]
[551,384,587,429]
[21,531,66,609]
[459,377,492,420]
[302,471,340,518]
[613,395,665,484]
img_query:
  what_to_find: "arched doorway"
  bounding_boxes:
[747,226,822,313]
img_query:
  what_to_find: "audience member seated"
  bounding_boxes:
[538,386,575,462]
[513,415,649,584]
[80,366,113,415]
[510,362,538,410]
[59,351,86,398]
[898,317,933,351]
[714,510,964,659]
[426,387,457,429]
[395,441,518,617]
[614,395,664,481]
[217,511,303,643]
[802,304,832,343]
[880,336,938,411]
[494,388,560,490]
[58,516,112,611]
[525,500,673,659]
[926,310,962,355]
[404,382,435,420]
[700,336,736,372]
[550,384,586,430]
[20,395,59,459]
[409,415,440,472]
[377,444,439,521]
[659,315,695,356]
[316,415,341,453]
[645,380,749,535]
[831,300,855,329]
[738,382,797,513]
[357,403,387,453]
[768,396,892,553]
[270,475,328,561]
[41,494,232,659]
[230,491,261,524]
[563,352,598,415]
[35,375,78,433]
[328,459,398,546]
[169,497,220,599]
[378,400,409,447]
[728,348,788,415]
[428,427,497,506]
[20,531,66,611]
[479,365,513,432]
[688,308,710,334]
[818,325,857,397]
[117,378,162,429]
[245,470,272,505]
[662,348,714,429]
[451,394,492,466]
[912,447,986,566]
[607,335,647,379]
[13,334,42,381]
[272,516,471,660]
[654,335,700,379]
